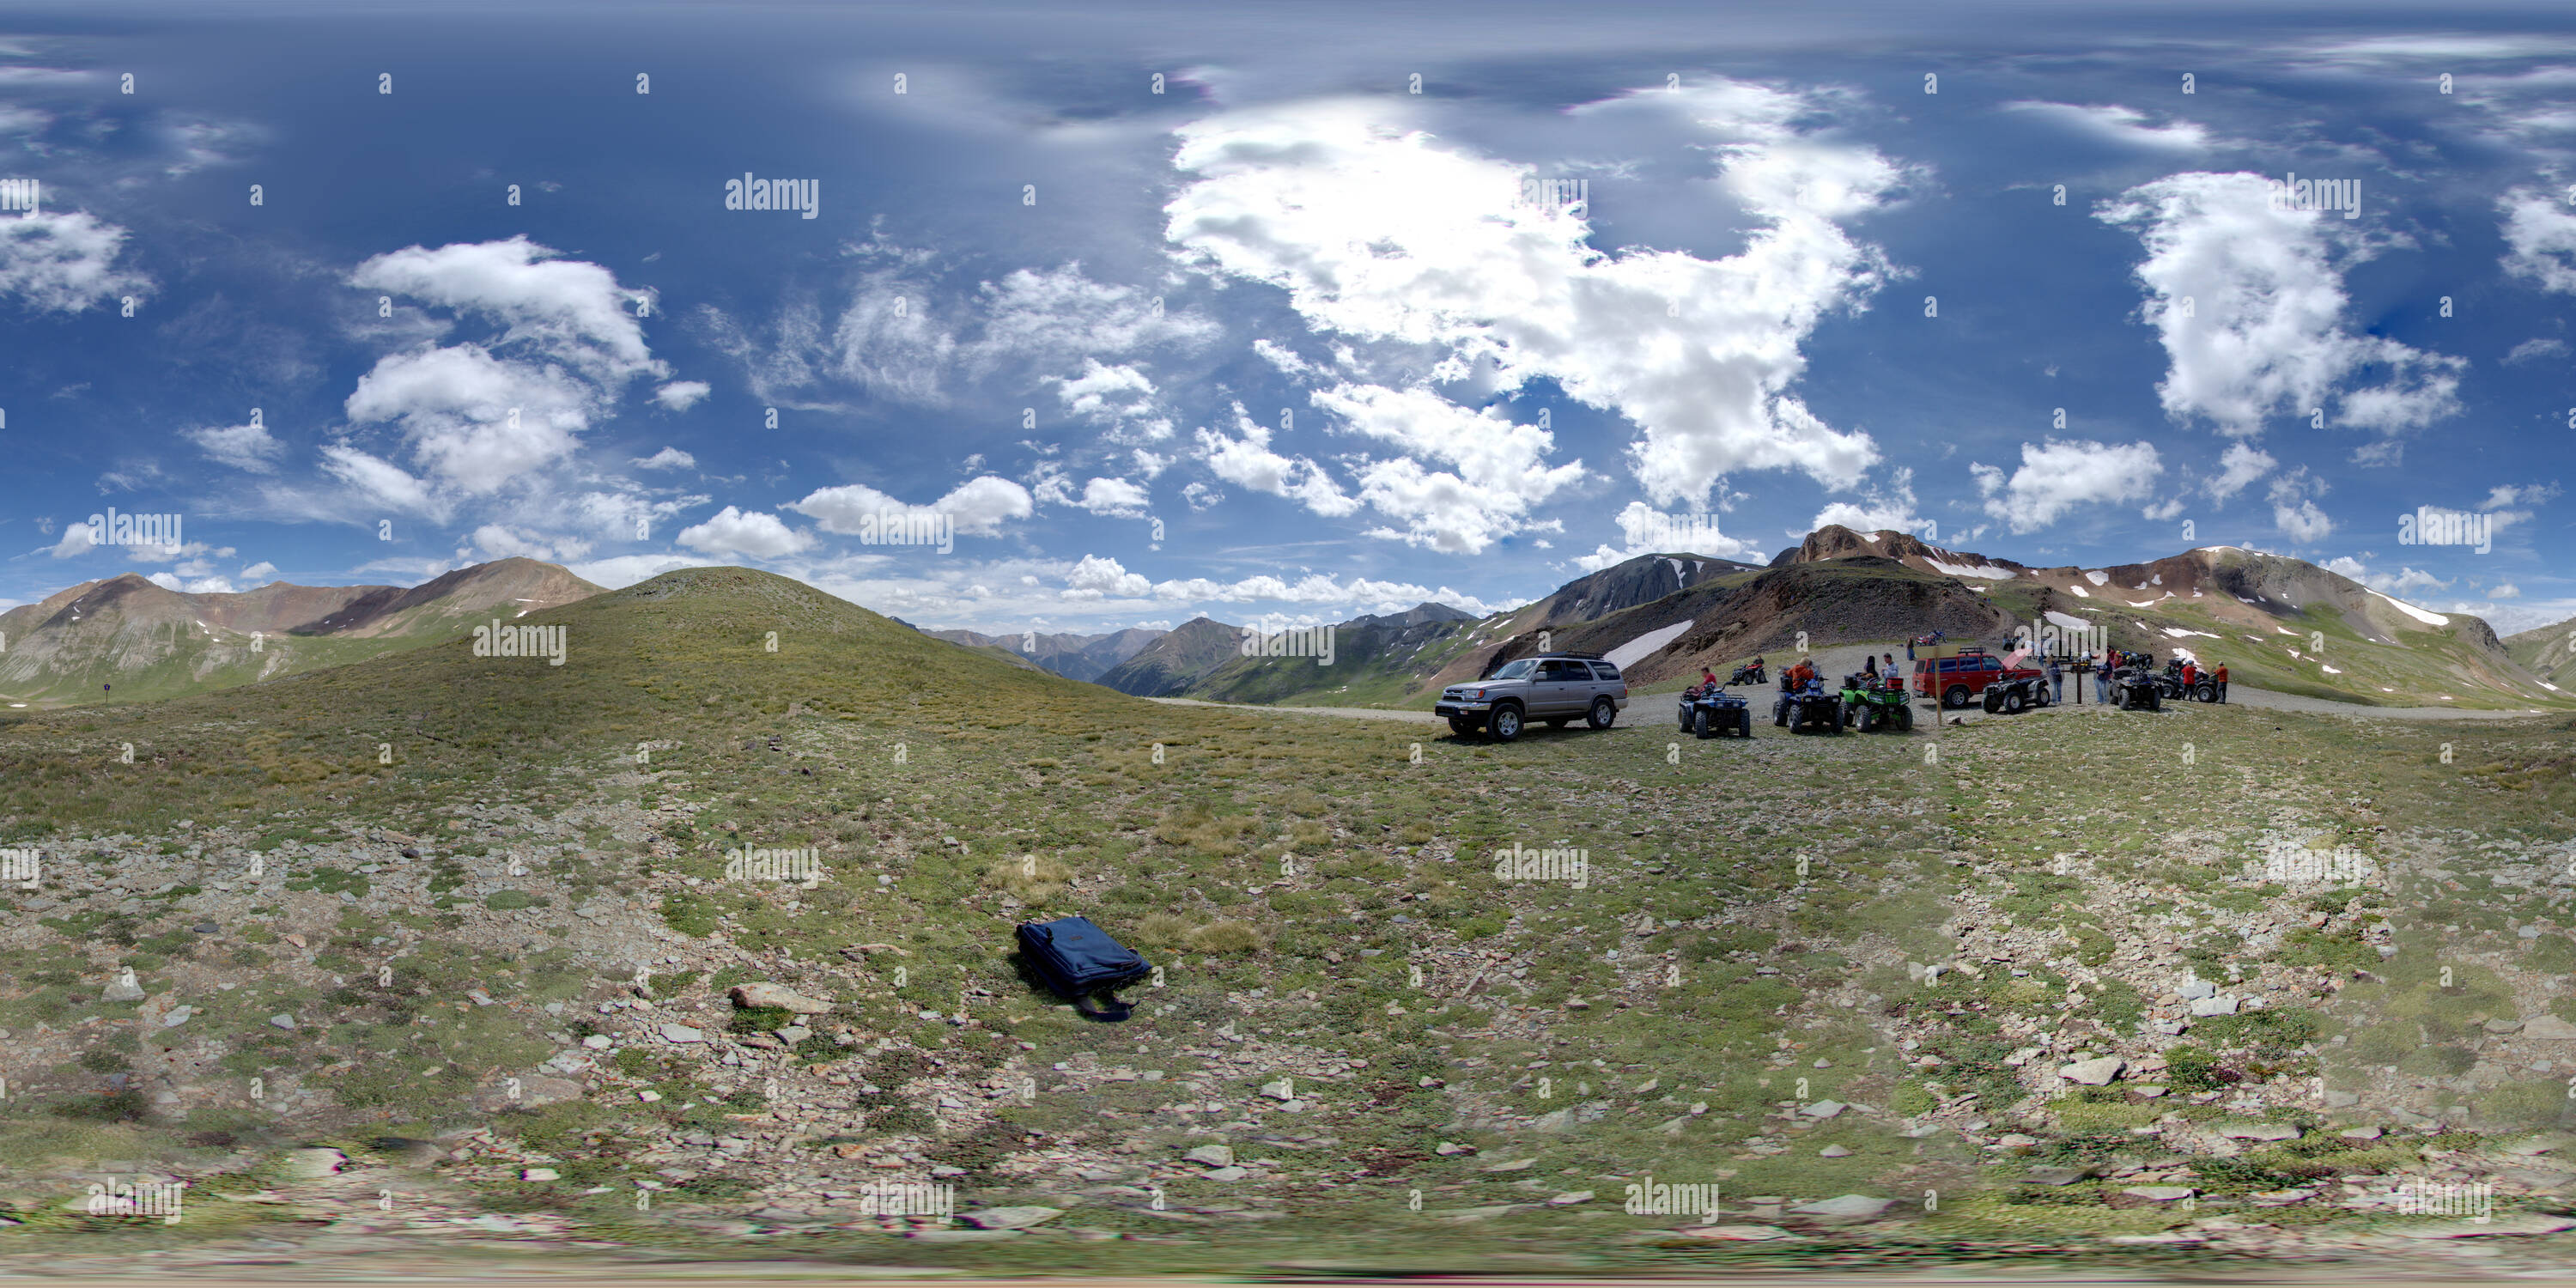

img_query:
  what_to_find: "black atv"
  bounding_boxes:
[1678,684,1753,738]
[1728,661,1768,686]
[1980,673,2055,714]
[1839,673,1916,732]
[2111,667,2164,711]
[1774,683,1845,735]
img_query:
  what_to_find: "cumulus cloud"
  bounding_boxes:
[350,235,658,376]
[676,506,812,559]
[1165,84,1900,523]
[2098,172,2464,439]
[2268,467,2333,542]
[2208,441,2276,501]
[1807,468,1922,540]
[631,447,696,471]
[1572,501,1764,571]
[788,475,1035,538]
[0,210,149,313]
[240,561,278,582]
[472,523,592,562]
[1309,383,1585,552]
[2500,189,2576,293]
[341,238,678,501]
[1970,439,2162,533]
[1193,407,1358,518]
[343,345,592,495]
[1073,477,1151,519]
[653,380,711,410]
[186,420,286,473]
[47,522,95,558]
[1058,552,1498,614]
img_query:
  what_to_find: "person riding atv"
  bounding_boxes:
[1773,659,1842,733]
[1840,671,1916,732]
[1728,657,1767,686]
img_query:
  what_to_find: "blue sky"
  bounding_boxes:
[3,1,2573,636]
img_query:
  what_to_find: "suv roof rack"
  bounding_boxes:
[1535,650,1607,659]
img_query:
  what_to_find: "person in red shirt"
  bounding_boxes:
[2183,659,2199,692]
[2213,663,2229,703]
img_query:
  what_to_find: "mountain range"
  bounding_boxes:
[9,531,2571,712]
[0,558,604,708]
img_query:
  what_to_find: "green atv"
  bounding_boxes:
[1839,672,1916,732]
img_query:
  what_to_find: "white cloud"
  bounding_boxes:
[2275,497,2333,542]
[2001,101,2212,150]
[2501,189,2576,294]
[677,506,812,559]
[631,447,696,471]
[1574,501,1764,571]
[341,238,677,501]
[788,475,1034,538]
[2489,582,2522,599]
[1251,337,1315,377]
[1807,467,1921,540]
[570,552,720,589]
[47,522,95,558]
[471,523,592,562]
[2097,172,2464,438]
[653,380,711,410]
[349,235,657,377]
[2324,556,2368,579]
[319,444,447,519]
[0,210,149,313]
[1051,359,1171,442]
[2484,482,2561,510]
[1075,477,1151,519]
[1057,552,1499,614]
[1193,409,1358,518]
[1971,439,2163,534]
[145,572,181,592]
[1165,85,1899,519]
[186,421,286,473]
[2268,468,2334,542]
[240,561,278,582]
[2207,441,2276,501]
[343,345,592,494]
[1310,383,1584,553]
[2505,337,2568,365]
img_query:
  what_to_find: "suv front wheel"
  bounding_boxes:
[1489,704,1524,742]
[1586,696,1617,730]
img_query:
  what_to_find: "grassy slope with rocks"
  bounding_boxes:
[0,567,2573,1273]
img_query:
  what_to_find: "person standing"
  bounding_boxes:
[2047,656,2064,705]
[2213,661,2229,704]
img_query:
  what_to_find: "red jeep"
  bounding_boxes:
[1911,646,2044,710]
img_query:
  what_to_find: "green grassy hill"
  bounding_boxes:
[6,563,2576,1273]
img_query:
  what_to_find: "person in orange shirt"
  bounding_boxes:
[2213,662,2228,704]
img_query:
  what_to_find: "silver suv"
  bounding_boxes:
[1436,653,1629,742]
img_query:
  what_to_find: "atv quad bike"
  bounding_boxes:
[1678,684,1754,739]
[1728,661,1768,686]
[1980,673,2055,714]
[2111,667,2164,711]
[1774,683,1846,735]
[1839,673,1915,732]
